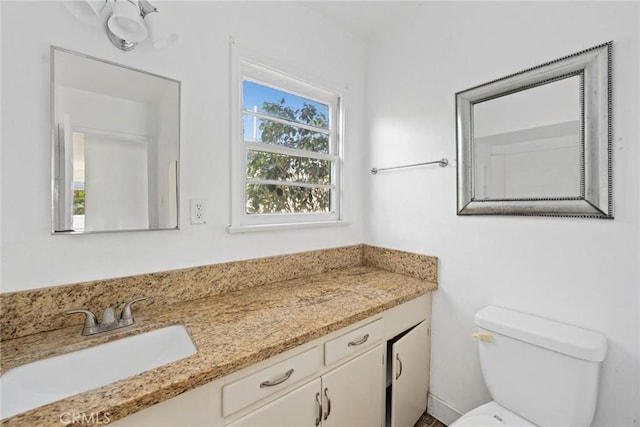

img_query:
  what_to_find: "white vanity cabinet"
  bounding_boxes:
[321,345,384,427]
[110,293,431,427]
[227,345,384,427]
[226,378,321,427]
[109,378,223,427]
[388,320,430,427]
[222,347,322,417]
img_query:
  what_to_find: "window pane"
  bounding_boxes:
[247,151,330,185]
[243,116,329,153]
[246,184,331,214]
[243,81,329,130]
[73,181,85,214]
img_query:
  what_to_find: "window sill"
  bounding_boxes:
[226,220,351,234]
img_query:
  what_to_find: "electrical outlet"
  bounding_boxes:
[190,199,207,224]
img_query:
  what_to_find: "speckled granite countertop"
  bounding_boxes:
[1,265,436,426]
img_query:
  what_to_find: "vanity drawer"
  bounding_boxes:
[324,318,384,365]
[222,346,320,416]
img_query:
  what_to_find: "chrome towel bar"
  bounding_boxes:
[370,158,448,175]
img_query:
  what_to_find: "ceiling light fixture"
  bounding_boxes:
[63,0,180,52]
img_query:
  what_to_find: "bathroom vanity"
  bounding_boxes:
[0,245,436,426]
[112,294,431,427]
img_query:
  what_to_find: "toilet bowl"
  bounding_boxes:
[450,306,607,427]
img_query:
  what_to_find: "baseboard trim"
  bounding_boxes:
[427,393,464,426]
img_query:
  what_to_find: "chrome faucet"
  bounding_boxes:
[65,296,149,336]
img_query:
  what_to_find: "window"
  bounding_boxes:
[230,56,343,231]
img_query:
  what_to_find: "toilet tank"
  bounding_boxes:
[475,306,607,427]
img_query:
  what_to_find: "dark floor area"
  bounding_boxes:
[414,410,448,427]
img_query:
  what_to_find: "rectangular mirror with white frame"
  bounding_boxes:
[456,42,612,218]
[51,46,180,233]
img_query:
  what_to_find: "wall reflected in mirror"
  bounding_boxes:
[472,76,581,200]
[52,47,180,233]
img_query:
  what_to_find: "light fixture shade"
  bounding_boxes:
[63,0,105,26]
[143,11,180,49]
[107,0,147,43]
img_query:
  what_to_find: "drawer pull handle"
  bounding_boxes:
[315,392,322,426]
[395,353,403,380]
[323,387,331,420]
[259,368,294,388]
[347,333,370,347]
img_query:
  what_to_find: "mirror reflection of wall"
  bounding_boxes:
[52,47,180,233]
[72,130,150,231]
[472,76,581,200]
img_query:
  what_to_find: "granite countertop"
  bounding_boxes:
[1,265,436,426]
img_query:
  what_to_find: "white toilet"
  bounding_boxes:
[450,306,607,427]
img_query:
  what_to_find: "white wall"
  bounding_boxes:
[365,2,639,426]
[0,1,366,291]
[2,1,639,424]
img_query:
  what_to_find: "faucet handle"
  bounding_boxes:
[101,307,117,325]
[119,296,149,324]
[65,309,99,335]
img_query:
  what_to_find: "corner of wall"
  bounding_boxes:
[427,393,464,426]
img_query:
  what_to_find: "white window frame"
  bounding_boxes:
[228,41,345,233]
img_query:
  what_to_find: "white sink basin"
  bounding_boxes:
[0,324,197,419]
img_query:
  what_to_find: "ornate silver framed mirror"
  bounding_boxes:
[456,42,612,218]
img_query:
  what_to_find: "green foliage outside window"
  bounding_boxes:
[73,189,85,215]
[246,99,331,214]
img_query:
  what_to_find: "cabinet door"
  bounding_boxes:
[391,321,430,427]
[226,378,321,427]
[109,380,223,427]
[322,345,384,427]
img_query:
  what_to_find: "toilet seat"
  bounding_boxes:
[449,401,537,427]
[451,415,505,426]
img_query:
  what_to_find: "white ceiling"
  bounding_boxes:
[301,1,420,39]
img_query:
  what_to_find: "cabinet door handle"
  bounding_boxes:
[347,333,369,347]
[323,387,331,420]
[259,368,294,388]
[395,353,403,380]
[315,392,322,426]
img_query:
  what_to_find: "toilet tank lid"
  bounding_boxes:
[475,306,607,362]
